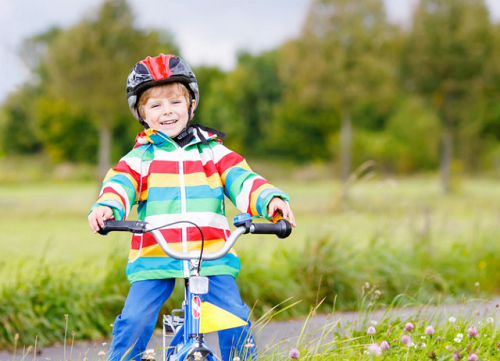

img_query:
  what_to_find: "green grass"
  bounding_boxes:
[252,288,500,361]
[0,182,125,267]
[8,288,500,360]
[2,174,500,269]
[3,173,500,350]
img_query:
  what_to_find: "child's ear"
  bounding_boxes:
[190,99,196,109]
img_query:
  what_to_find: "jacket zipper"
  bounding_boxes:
[177,146,189,278]
[159,134,190,277]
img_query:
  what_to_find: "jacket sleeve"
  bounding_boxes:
[89,148,146,221]
[214,143,290,220]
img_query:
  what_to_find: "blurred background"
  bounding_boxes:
[2,0,500,350]
[2,0,500,188]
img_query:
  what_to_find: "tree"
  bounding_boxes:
[477,23,500,171]
[198,51,286,158]
[44,0,177,176]
[279,0,398,183]
[36,94,98,163]
[402,0,492,192]
[0,85,43,155]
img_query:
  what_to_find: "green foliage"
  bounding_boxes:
[36,95,98,163]
[198,50,285,157]
[401,0,494,190]
[273,0,399,176]
[402,0,492,100]
[0,0,179,175]
[269,98,333,161]
[3,0,500,176]
[0,257,125,348]
[192,65,226,124]
[44,0,178,174]
[0,85,43,155]
[343,96,442,173]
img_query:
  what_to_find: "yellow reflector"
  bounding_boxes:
[200,302,248,333]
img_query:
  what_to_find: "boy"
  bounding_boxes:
[88,54,295,361]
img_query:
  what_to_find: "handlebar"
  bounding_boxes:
[98,214,292,261]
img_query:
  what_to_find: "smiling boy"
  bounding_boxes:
[140,82,191,137]
[88,54,295,361]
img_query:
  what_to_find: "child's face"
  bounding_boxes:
[143,91,191,138]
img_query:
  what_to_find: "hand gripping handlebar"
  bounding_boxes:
[98,214,292,261]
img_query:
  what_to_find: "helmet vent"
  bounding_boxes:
[169,56,180,69]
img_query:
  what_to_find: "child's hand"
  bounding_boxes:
[88,206,114,234]
[267,197,296,227]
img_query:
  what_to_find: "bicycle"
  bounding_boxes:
[99,213,292,361]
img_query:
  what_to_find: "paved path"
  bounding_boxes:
[2,297,500,361]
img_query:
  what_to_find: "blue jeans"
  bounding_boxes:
[108,275,257,361]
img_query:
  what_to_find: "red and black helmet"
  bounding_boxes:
[126,54,199,125]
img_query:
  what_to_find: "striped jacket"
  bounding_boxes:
[91,128,290,283]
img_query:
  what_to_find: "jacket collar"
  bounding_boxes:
[134,127,220,148]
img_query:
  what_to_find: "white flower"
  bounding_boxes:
[421,336,426,339]
[370,320,378,325]
[102,342,107,346]
[487,317,494,323]
[454,337,462,343]
[233,358,241,361]
[475,282,480,287]
[449,317,457,323]
[420,343,426,348]
[363,350,369,355]
[456,333,464,339]
[144,349,155,360]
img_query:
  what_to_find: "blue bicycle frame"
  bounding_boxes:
[164,277,218,361]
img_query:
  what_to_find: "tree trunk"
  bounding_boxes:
[340,110,352,185]
[440,116,453,194]
[97,124,112,179]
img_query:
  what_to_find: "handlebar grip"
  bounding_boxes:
[249,219,292,239]
[98,220,148,235]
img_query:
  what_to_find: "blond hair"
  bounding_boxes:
[137,83,190,117]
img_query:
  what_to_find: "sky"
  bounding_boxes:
[0,0,499,103]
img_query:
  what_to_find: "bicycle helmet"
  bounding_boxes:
[126,54,199,128]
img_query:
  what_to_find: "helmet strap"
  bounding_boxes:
[187,98,193,123]
[176,98,194,140]
[135,104,150,129]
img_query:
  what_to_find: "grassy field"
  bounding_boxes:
[2,174,500,286]
[2,172,500,349]
[0,182,130,262]
[3,174,500,266]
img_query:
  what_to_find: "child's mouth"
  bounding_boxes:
[160,120,178,126]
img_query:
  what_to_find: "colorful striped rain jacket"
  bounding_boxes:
[91,127,290,283]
